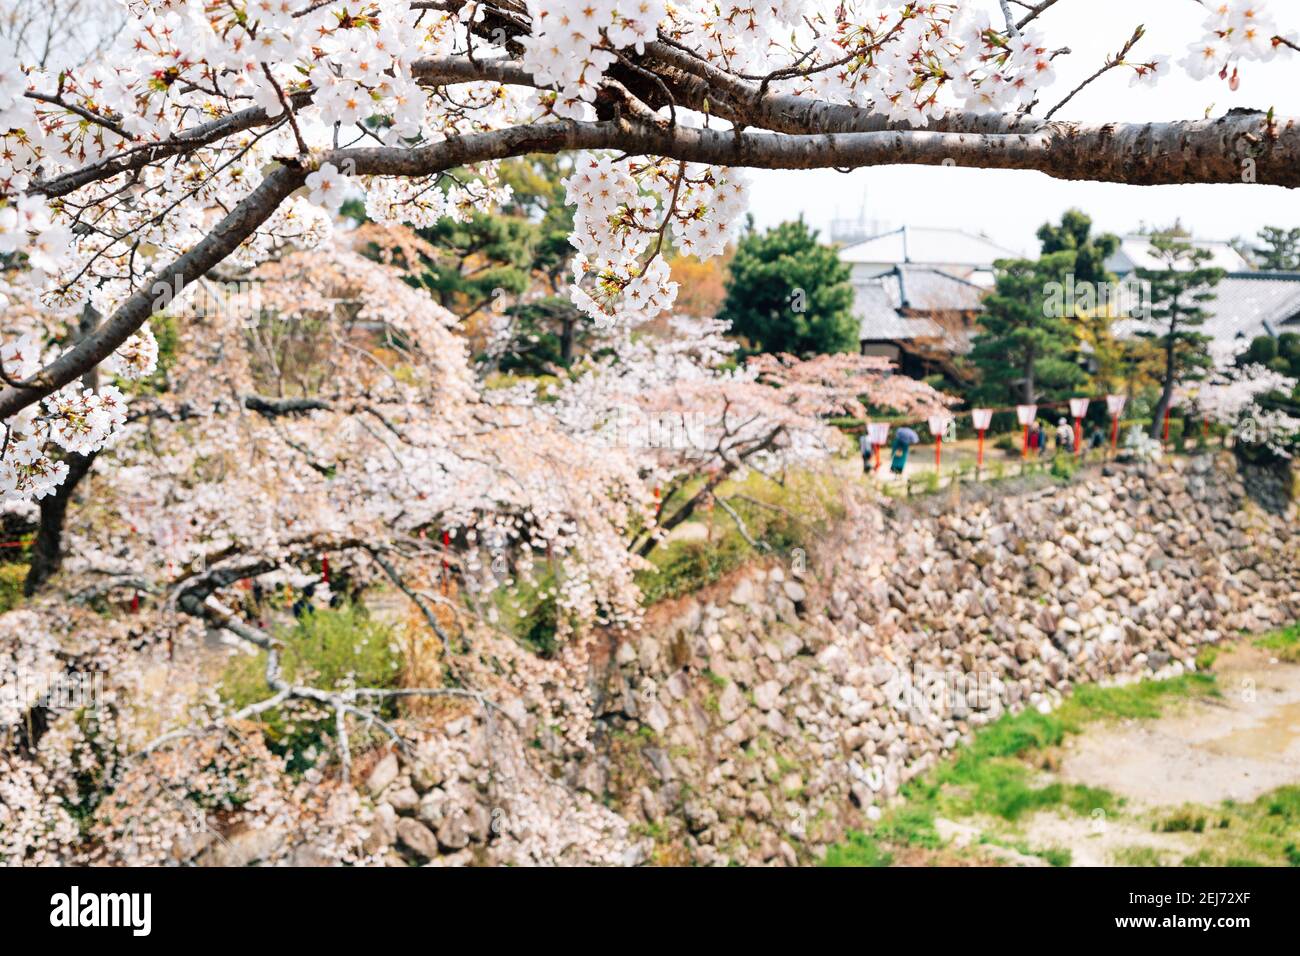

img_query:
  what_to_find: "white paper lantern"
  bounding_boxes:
[928,414,952,438]
[1106,394,1127,417]
[1069,398,1090,419]
[971,408,993,431]
[1016,404,1037,427]
[868,422,890,445]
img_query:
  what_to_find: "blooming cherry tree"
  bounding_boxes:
[0,1,1296,506]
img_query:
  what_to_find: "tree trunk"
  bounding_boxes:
[560,315,575,366]
[1022,351,1036,405]
[1150,315,1179,440]
[24,305,102,595]
[24,451,98,595]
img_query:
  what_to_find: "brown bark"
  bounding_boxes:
[7,51,1300,425]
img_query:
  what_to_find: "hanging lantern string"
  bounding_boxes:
[849,394,1154,437]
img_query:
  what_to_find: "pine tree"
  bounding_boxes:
[1133,234,1226,439]
[1252,226,1300,271]
[1035,209,1127,393]
[968,252,1086,406]
[717,219,857,357]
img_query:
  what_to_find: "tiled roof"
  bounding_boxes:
[1106,235,1250,275]
[855,265,984,344]
[1112,271,1300,359]
[840,225,1021,268]
[1200,272,1300,344]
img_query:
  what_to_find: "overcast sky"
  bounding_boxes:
[746,0,1300,257]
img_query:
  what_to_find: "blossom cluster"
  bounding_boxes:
[0,393,118,501]
[1190,363,1297,425]
[519,0,666,120]
[564,155,748,323]
[795,5,1061,120]
[103,324,160,381]
[1182,1,1285,86]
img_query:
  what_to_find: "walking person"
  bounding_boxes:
[859,430,873,474]
[1056,417,1073,455]
[891,426,919,476]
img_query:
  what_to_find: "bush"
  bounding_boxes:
[1050,454,1078,480]
[218,603,403,771]
[637,535,751,605]
[1244,334,1278,366]
[494,573,569,657]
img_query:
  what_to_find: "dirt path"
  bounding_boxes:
[1058,647,1300,806]
[1010,646,1300,866]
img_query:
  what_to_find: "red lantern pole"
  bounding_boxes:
[1015,406,1036,463]
[1105,395,1127,455]
[1074,418,1083,457]
[971,410,992,474]
[441,530,451,595]
[321,554,330,585]
[928,415,950,474]
[873,444,881,471]
[1162,404,1172,444]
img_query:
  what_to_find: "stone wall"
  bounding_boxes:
[294,453,1300,866]
[578,452,1300,865]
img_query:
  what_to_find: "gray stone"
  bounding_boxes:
[365,752,400,795]
[396,818,441,861]
[718,681,745,722]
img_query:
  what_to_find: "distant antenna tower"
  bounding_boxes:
[828,192,885,246]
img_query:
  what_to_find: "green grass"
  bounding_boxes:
[635,469,843,605]
[1151,784,1300,868]
[824,672,1220,866]
[821,829,894,867]
[1114,846,1168,867]
[637,534,755,605]
[1040,847,1073,867]
[0,563,27,613]
[1157,810,1208,833]
[1255,623,1300,662]
[1053,672,1219,725]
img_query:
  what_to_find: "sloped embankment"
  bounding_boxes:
[580,454,1300,865]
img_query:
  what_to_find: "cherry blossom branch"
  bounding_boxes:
[365,545,453,651]
[714,496,772,553]
[1044,25,1146,121]
[5,110,1296,424]
[0,164,308,419]
[1015,0,1067,29]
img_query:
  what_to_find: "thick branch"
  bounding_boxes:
[0,164,307,420]
[6,109,1295,422]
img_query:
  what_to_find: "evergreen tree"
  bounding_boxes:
[717,219,857,357]
[1035,209,1129,393]
[1133,234,1226,439]
[1036,208,1119,284]
[968,252,1086,405]
[1252,226,1300,271]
